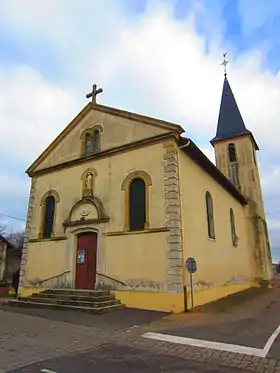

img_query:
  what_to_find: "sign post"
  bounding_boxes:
[185,257,197,312]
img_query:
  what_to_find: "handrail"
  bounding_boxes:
[96,271,127,286]
[35,270,71,285]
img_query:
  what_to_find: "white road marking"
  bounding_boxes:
[142,324,280,358]
[263,324,280,356]
[143,332,265,357]
[40,369,57,373]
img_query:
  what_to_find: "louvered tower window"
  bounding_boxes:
[228,143,237,162]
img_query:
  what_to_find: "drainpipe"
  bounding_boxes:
[177,138,191,312]
[178,139,191,149]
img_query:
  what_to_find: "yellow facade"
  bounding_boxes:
[179,148,257,306]
[18,96,272,313]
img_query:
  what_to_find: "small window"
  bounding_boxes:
[93,130,100,154]
[205,191,215,239]
[228,143,237,162]
[43,196,55,239]
[85,133,91,156]
[230,208,238,246]
[129,178,146,231]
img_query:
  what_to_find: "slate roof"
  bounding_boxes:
[211,75,259,150]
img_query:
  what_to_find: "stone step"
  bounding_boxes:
[31,292,114,302]
[5,299,124,314]
[42,289,111,297]
[18,296,120,308]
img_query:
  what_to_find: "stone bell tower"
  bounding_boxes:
[210,66,273,284]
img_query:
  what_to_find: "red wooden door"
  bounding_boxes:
[75,232,97,289]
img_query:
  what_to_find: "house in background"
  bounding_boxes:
[0,235,21,283]
[273,262,280,274]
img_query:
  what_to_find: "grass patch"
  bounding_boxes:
[0,294,15,299]
[195,287,270,313]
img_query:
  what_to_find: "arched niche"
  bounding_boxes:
[81,168,98,197]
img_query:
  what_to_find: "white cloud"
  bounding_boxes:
[95,6,280,153]
[0,0,280,165]
[267,219,280,230]
[200,146,215,164]
[262,167,280,196]
[0,66,80,161]
[0,172,29,197]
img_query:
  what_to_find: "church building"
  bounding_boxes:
[18,74,273,313]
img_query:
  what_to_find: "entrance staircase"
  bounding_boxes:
[4,289,124,314]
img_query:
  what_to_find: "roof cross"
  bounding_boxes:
[86,84,103,104]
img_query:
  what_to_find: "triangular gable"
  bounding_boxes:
[27,103,184,175]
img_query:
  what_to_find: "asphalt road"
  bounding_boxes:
[160,317,280,349]
[0,305,167,330]
[9,344,250,373]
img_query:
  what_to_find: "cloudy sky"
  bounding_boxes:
[0,0,280,261]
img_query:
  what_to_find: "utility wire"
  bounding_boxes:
[0,212,26,222]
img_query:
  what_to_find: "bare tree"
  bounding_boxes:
[0,225,7,273]
[5,231,25,251]
[0,229,24,266]
[0,223,6,237]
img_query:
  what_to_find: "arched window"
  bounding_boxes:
[93,130,100,154]
[84,132,91,156]
[230,208,238,246]
[121,170,151,232]
[228,143,237,162]
[205,191,215,239]
[42,196,55,238]
[129,178,146,231]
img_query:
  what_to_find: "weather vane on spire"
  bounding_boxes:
[220,53,229,76]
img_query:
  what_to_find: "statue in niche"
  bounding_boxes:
[83,172,94,197]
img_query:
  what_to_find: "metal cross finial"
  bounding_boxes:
[86,84,103,104]
[220,53,229,76]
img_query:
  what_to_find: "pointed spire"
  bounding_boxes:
[211,74,259,149]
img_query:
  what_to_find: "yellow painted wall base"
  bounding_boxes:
[18,282,259,314]
[114,282,258,313]
[189,281,259,308]
[114,290,185,313]
[18,286,47,297]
